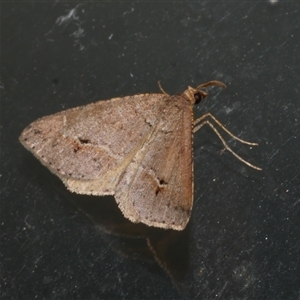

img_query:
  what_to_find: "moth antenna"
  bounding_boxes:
[196,80,227,91]
[158,81,170,96]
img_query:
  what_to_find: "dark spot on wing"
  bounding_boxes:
[73,142,81,153]
[78,137,90,144]
[159,179,167,185]
[155,188,160,196]
[33,129,41,135]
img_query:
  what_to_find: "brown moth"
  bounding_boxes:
[19,81,261,231]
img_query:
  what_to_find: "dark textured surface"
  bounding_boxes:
[1,2,299,299]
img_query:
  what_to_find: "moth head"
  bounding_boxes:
[184,86,208,105]
[183,80,226,105]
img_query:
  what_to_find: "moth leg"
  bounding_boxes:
[194,113,258,146]
[194,119,262,171]
[157,81,170,96]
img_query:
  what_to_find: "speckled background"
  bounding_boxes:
[1,2,299,299]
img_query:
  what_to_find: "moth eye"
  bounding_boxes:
[194,92,203,104]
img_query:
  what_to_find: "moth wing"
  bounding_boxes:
[19,94,167,195]
[115,95,193,230]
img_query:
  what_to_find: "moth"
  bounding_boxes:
[19,81,261,230]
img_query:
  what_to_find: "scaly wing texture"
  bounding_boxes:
[115,95,193,230]
[19,93,193,230]
[19,94,166,195]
